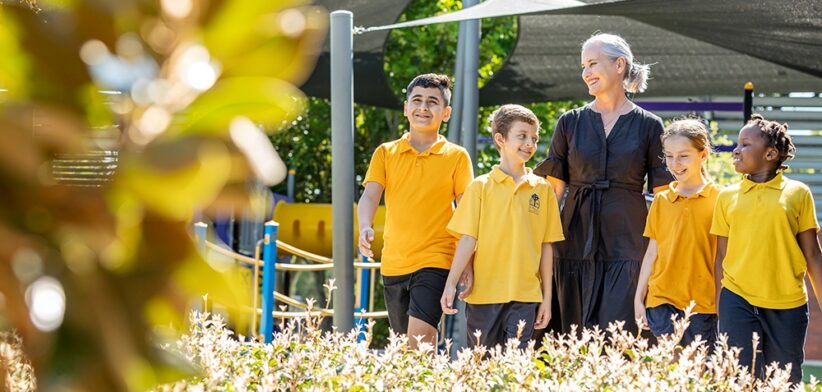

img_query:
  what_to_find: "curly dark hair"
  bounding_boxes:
[747,113,796,171]
[405,74,452,105]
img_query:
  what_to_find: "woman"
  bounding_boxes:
[534,33,672,333]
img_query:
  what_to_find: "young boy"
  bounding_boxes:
[358,74,473,349]
[440,104,564,349]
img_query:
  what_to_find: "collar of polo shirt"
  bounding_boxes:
[489,165,540,187]
[665,181,715,202]
[397,133,450,155]
[740,171,786,193]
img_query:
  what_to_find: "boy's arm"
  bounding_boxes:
[534,242,554,329]
[441,235,477,315]
[546,176,565,204]
[633,239,658,329]
[357,182,384,258]
[715,236,727,310]
[798,230,822,311]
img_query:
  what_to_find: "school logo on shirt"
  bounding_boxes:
[529,193,540,214]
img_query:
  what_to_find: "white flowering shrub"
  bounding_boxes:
[157,305,821,391]
[2,291,820,391]
[1,331,36,392]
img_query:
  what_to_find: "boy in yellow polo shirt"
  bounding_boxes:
[441,104,564,349]
[358,74,473,349]
[634,119,719,346]
[711,114,822,383]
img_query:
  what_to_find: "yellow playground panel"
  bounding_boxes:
[273,201,386,259]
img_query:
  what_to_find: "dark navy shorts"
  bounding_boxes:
[646,303,717,347]
[718,288,808,383]
[382,267,449,333]
[466,301,539,349]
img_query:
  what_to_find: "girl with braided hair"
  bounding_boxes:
[711,114,822,383]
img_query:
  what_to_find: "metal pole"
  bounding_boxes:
[194,222,207,253]
[287,169,296,200]
[330,10,355,332]
[743,82,754,124]
[260,221,279,342]
[449,21,467,144]
[355,254,370,341]
[460,0,480,167]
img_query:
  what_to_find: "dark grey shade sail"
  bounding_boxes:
[301,0,822,108]
[300,0,411,108]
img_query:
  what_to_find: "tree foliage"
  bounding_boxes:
[0,0,324,389]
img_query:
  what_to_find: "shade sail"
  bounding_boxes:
[301,0,822,108]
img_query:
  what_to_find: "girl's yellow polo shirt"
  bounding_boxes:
[643,182,719,314]
[710,172,819,309]
[446,166,564,304]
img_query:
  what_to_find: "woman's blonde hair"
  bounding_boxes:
[582,33,650,94]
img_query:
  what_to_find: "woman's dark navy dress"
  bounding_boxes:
[534,105,672,333]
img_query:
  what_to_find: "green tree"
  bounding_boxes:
[0,0,325,389]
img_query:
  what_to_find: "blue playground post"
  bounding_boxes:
[355,254,371,341]
[194,222,207,253]
[260,221,279,343]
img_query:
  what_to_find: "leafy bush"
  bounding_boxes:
[1,331,36,392]
[154,299,820,391]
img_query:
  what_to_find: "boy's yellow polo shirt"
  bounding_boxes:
[643,182,719,314]
[363,133,473,276]
[447,166,564,304]
[710,172,819,309]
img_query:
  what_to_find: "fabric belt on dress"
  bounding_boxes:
[567,180,644,260]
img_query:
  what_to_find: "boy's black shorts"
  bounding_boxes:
[382,267,449,333]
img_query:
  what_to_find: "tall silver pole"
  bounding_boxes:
[330,10,355,332]
[460,0,480,167]
[448,21,466,144]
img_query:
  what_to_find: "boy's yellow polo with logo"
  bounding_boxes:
[643,182,719,314]
[710,172,819,309]
[363,133,473,276]
[446,166,564,304]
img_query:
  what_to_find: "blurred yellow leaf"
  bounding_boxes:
[172,251,253,329]
[117,139,231,221]
[0,8,30,98]
[177,77,306,135]
[203,0,307,61]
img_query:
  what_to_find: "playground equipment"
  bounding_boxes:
[272,201,386,259]
[193,219,387,343]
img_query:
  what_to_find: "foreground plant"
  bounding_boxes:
[157,303,820,391]
[1,331,35,392]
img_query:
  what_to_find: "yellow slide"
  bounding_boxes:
[273,201,386,259]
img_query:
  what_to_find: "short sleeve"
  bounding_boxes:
[543,184,565,243]
[645,117,673,192]
[797,187,819,233]
[453,150,474,198]
[534,114,569,182]
[363,146,386,187]
[710,193,730,237]
[643,194,662,239]
[447,180,482,239]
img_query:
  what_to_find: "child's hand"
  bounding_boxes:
[358,227,375,258]
[634,301,648,330]
[458,269,473,300]
[534,300,551,329]
[440,283,459,315]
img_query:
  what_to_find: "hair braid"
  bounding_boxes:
[749,113,795,171]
